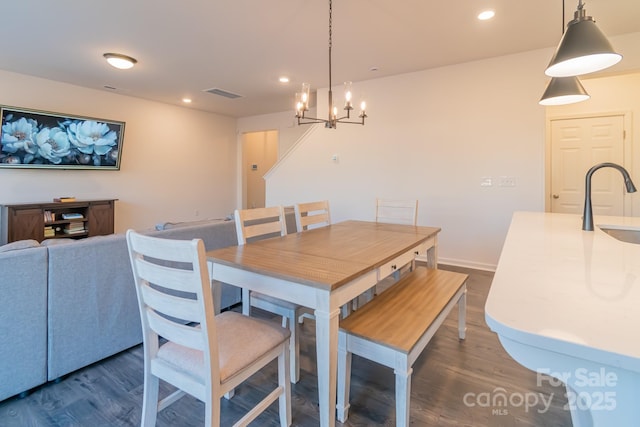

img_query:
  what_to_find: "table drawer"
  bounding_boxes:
[413,237,435,256]
[377,250,416,280]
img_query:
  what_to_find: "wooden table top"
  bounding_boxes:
[207,220,440,291]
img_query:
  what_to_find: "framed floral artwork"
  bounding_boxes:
[0,106,125,170]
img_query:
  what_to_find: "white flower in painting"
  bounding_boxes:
[35,127,71,164]
[67,120,117,155]
[1,117,38,155]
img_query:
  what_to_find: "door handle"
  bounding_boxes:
[552,194,559,199]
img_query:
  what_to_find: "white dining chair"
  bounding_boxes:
[376,198,429,266]
[351,198,428,309]
[126,229,291,427]
[375,198,418,226]
[294,200,331,231]
[234,206,305,384]
[293,200,337,321]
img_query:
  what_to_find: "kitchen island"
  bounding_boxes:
[486,211,640,427]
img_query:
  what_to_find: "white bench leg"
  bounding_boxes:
[394,367,413,427]
[458,287,467,340]
[336,333,352,423]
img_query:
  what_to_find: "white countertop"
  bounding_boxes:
[485,211,640,373]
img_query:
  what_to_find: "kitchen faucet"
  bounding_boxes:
[582,162,637,231]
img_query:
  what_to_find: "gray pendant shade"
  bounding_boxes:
[539,76,590,106]
[545,7,622,77]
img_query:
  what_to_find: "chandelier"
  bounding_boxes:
[295,0,367,129]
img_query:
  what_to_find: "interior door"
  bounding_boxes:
[550,115,625,215]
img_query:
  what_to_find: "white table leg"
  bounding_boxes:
[336,332,352,423]
[315,307,340,427]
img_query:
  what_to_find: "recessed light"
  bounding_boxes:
[103,53,137,70]
[182,98,192,104]
[478,10,495,20]
[279,76,290,83]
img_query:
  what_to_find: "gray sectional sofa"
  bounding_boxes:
[0,215,298,402]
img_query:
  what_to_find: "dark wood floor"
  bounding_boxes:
[0,266,572,426]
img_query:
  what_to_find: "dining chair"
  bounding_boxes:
[375,198,418,226]
[293,200,336,321]
[294,200,331,231]
[126,229,291,427]
[351,198,428,309]
[375,198,429,266]
[234,206,304,384]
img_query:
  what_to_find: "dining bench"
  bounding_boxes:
[336,266,468,426]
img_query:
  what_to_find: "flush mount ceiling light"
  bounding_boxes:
[477,10,495,21]
[295,0,367,129]
[103,53,137,70]
[545,0,621,77]
[539,76,590,105]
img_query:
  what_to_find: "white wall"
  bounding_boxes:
[261,32,640,271]
[0,70,237,235]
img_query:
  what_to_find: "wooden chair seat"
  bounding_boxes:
[337,267,467,426]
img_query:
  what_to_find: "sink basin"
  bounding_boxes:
[598,225,640,244]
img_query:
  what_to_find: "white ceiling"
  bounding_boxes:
[0,0,638,118]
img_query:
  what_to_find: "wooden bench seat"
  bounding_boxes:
[336,266,468,426]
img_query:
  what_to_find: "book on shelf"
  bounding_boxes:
[53,196,76,203]
[44,226,55,237]
[64,222,85,233]
[61,212,84,220]
[63,229,86,235]
[44,210,54,222]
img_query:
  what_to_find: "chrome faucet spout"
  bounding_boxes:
[583,162,637,231]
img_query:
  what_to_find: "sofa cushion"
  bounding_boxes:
[0,239,40,253]
[41,238,74,246]
[155,218,228,231]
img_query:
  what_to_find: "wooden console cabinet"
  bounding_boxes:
[3,199,116,243]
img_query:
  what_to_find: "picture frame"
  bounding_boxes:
[0,105,125,170]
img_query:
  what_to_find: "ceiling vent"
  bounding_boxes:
[203,87,243,99]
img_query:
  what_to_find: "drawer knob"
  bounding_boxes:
[391,264,397,270]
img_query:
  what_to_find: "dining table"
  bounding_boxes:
[206,219,440,426]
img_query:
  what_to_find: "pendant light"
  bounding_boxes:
[539,76,590,105]
[545,0,621,77]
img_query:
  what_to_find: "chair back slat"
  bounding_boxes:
[235,206,287,244]
[146,309,205,351]
[140,282,202,324]
[375,198,418,226]
[294,200,331,231]
[134,256,202,294]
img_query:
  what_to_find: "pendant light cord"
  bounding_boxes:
[328,0,333,119]
[562,0,565,34]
